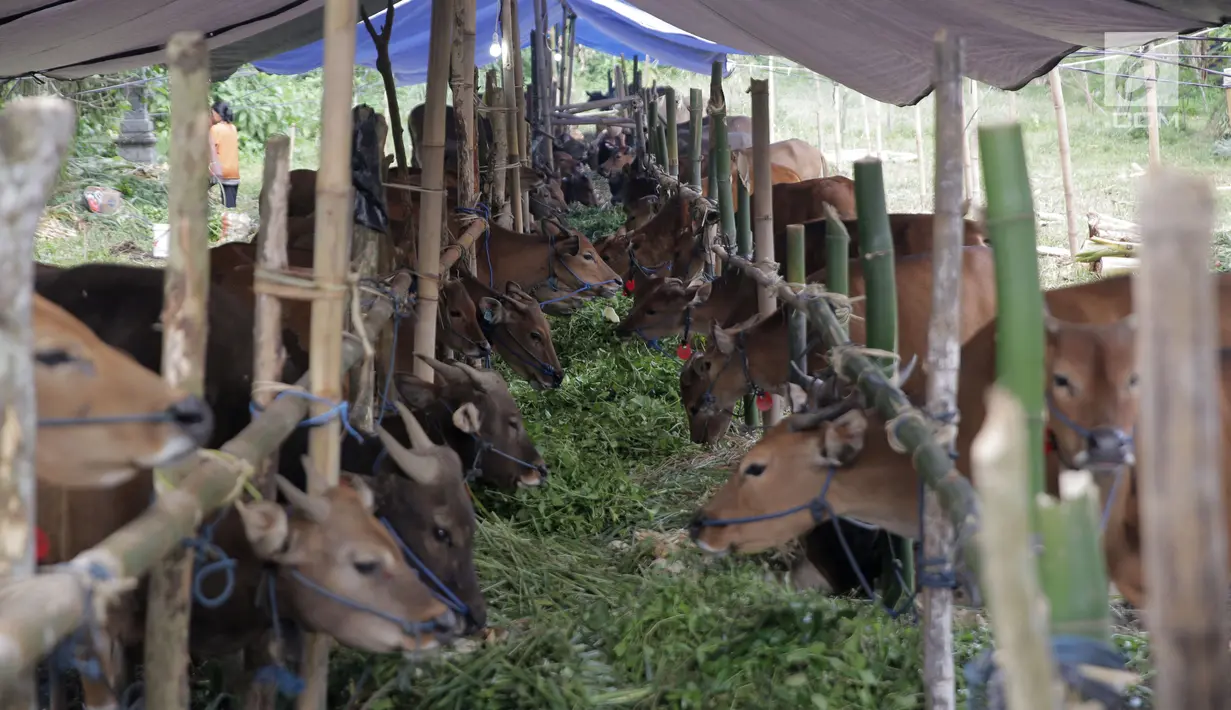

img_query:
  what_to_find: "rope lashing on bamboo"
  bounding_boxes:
[44,561,139,690]
[247,384,364,443]
[382,182,449,195]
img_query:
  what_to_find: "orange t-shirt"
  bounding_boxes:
[210,122,240,181]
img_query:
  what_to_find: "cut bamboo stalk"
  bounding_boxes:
[786,223,807,386]
[550,115,634,126]
[0,275,412,691]
[979,124,1046,508]
[500,0,524,232]
[1048,68,1080,257]
[861,93,871,151]
[1093,256,1139,278]
[451,0,478,212]
[922,29,962,710]
[664,87,678,177]
[1036,472,1112,641]
[767,57,776,144]
[412,0,454,386]
[750,76,780,425]
[300,0,358,699]
[556,96,631,114]
[1135,168,1229,707]
[1087,211,1141,243]
[244,134,291,710]
[143,33,211,710]
[0,96,75,710]
[689,88,703,190]
[874,100,883,157]
[824,205,850,334]
[972,385,1063,710]
[710,63,734,250]
[561,13,576,106]
[1145,56,1161,167]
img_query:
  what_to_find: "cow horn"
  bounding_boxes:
[897,354,919,388]
[377,426,441,485]
[787,392,863,433]
[276,469,331,523]
[452,361,492,392]
[415,354,468,386]
[1040,299,1062,334]
[393,400,434,451]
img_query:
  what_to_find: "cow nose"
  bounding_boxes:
[432,608,458,635]
[463,608,488,636]
[169,394,214,446]
[550,370,564,388]
[688,513,705,541]
[1086,426,1131,463]
[533,460,549,479]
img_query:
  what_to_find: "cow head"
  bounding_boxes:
[617,277,711,341]
[33,294,213,488]
[237,467,457,653]
[534,222,624,315]
[368,400,486,634]
[1043,309,1139,475]
[688,402,870,554]
[397,358,548,490]
[476,280,563,390]
[437,278,491,359]
[678,316,763,445]
[560,166,597,207]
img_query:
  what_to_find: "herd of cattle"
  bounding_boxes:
[24,100,1196,702]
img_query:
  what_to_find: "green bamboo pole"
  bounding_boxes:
[710,62,734,280]
[853,158,914,605]
[737,179,758,429]
[823,205,850,335]
[1035,475,1111,642]
[978,124,1046,508]
[647,94,660,163]
[787,223,808,386]
[689,88,703,190]
[655,121,668,170]
[664,87,679,177]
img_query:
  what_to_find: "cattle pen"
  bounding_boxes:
[2,1,1231,709]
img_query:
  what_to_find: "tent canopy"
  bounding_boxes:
[250,0,740,83]
[617,0,1231,105]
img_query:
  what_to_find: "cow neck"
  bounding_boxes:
[481,226,562,290]
[739,314,791,393]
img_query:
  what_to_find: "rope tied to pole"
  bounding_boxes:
[248,385,365,443]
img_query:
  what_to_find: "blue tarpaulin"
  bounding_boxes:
[252,0,742,85]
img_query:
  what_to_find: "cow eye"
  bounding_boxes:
[1127,373,1139,388]
[35,349,76,367]
[450,310,462,318]
[433,527,452,545]
[1052,373,1071,390]
[743,463,766,477]
[353,560,381,576]
[645,309,657,316]
[583,252,595,261]
[529,331,543,343]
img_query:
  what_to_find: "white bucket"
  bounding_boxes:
[152,223,170,258]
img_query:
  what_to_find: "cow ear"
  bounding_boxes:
[478,296,505,325]
[451,402,482,434]
[236,500,304,564]
[712,323,736,355]
[340,473,376,512]
[821,410,868,465]
[393,373,436,409]
[505,281,527,298]
[686,281,713,306]
[734,151,752,187]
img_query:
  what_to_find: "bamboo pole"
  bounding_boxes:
[452,0,478,212]
[500,0,524,232]
[486,72,510,228]
[300,0,357,699]
[712,239,983,583]
[824,208,849,333]
[972,385,1063,710]
[1145,55,1161,167]
[562,12,576,106]
[736,180,758,429]
[510,0,528,178]
[412,0,454,386]
[1135,169,1230,707]
[143,33,211,710]
[750,77,780,424]
[689,88,703,190]
[967,80,980,204]
[664,87,678,177]
[0,96,74,710]
[786,223,807,386]
[979,124,1046,510]
[1048,68,1081,257]
[767,57,776,144]
[914,103,927,207]
[0,276,411,691]
[244,134,290,710]
[1009,90,1019,121]
[362,0,407,175]
[1036,472,1111,641]
[861,93,871,151]
[922,30,962,710]
[646,93,660,162]
[349,108,388,430]
[532,0,552,170]
[832,83,844,174]
[710,64,735,246]
[874,100,883,157]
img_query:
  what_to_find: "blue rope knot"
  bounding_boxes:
[183,508,237,609]
[48,561,116,682]
[253,663,306,698]
[249,389,364,442]
[964,634,1130,710]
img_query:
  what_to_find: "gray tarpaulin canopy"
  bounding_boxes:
[0,0,1229,103]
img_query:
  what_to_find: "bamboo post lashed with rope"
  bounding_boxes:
[750,77,780,425]
[1048,68,1080,257]
[451,0,478,213]
[0,96,75,710]
[921,29,962,710]
[486,71,510,229]
[300,0,359,700]
[710,240,983,586]
[411,0,455,388]
[688,88,702,190]
[1135,169,1230,708]
[500,0,524,232]
[142,33,212,710]
[0,275,412,692]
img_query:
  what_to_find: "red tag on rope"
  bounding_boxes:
[36,526,49,562]
[755,392,774,412]
[624,278,635,296]
[1044,429,1056,454]
[677,343,693,360]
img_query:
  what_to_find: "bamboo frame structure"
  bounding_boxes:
[1135,169,1230,707]
[451,0,479,212]
[301,0,358,699]
[143,32,212,710]
[1048,68,1080,257]
[921,29,962,710]
[0,96,76,710]
[749,77,781,425]
[500,0,525,232]
[786,224,807,385]
[411,0,454,386]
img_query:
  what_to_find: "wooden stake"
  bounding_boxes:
[486,75,510,228]
[914,102,927,207]
[750,77,781,425]
[1145,55,1161,167]
[967,80,980,204]
[0,96,75,710]
[1048,68,1081,257]
[142,33,211,710]
[300,0,357,699]
[972,386,1064,710]
[500,0,524,232]
[412,0,454,386]
[451,0,478,211]
[1135,168,1230,708]
[922,29,962,710]
[767,57,776,144]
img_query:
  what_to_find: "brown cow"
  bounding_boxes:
[33,293,213,488]
[743,138,829,180]
[476,219,623,316]
[772,177,858,226]
[597,192,712,295]
[680,246,999,444]
[460,274,564,390]
[616,268,757,343]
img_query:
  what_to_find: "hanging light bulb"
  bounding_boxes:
[489,30,502,58]
[552,50,562,62]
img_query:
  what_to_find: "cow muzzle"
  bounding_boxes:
[1073,426,1136,472]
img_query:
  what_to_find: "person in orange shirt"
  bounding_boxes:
[208,100,241,208]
